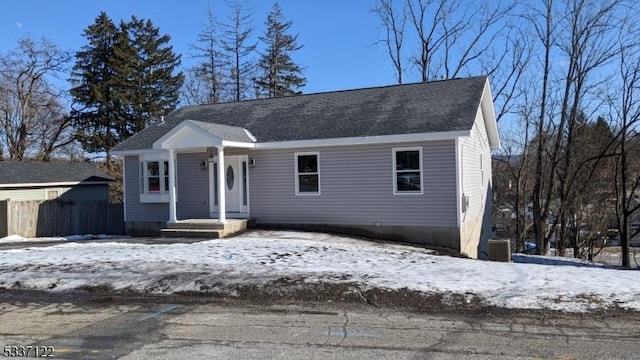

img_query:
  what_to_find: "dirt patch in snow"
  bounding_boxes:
[25,278,624,318]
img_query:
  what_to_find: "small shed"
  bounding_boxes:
[0,162,113,202]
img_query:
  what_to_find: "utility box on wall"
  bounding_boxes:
[488,239,511,262]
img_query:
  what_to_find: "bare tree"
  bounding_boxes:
[609,44,640,268]
[0,36,72,161]
[496,88,540,252]
[526,0,625,255]
[188,7,228,104]
[221,0,257,101]
[405,0,450,81]
[404,0,515,81]
[372,0,407,84]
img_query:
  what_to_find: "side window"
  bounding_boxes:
[142,161,169,193]
[147,161,161,192]
[295,152,320,195]
[46,190,59,200]
[480,154,484,188]
[393,147,423,194]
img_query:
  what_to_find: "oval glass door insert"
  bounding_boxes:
[226,165,235,190]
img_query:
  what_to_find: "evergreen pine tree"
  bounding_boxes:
[70,12,183,159]
[125,16,184,130]
[256,2,306,98]
[69,12,121,159]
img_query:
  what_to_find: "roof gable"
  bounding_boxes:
[153,120,256,150]
[113,76,494,152]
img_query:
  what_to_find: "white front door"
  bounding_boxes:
[209,155,249,217]
[224,157,240,212]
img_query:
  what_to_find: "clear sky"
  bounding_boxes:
[0,0,398,94]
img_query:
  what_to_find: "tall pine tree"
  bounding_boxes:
[69,12,121,159]
[70,12,183,159]
[125,16,184,131]
[256,2,306,98]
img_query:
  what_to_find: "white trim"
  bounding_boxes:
[44,188,61,200]
[152,120,256,151]
[221,140,255,148]
[139,157,173,203]
[480,79,500,149]
[217,146,226,223]
[257,130,469,150]
[168,148,177,223]
[114,130,470,156]
[0,181,111,189]
[154,121,221,149]
[243,129,257,142]
[392,146,424,195]
[140,151,169,161]
[294,151,320,195]
[208,155,251,217]
[455,138,461,227]
[112,148,166,156]
[140,193,170,203]
[480,153,484,189]
[242,156,250,216]
[208,155,215,217]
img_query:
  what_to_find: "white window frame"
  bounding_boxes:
[392,146,423,195]
[45,189,60,200]
[480,153,484,189]
[294,152,320,195]
[139,153,174,203]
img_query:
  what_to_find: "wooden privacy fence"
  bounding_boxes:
[0,199,124,238]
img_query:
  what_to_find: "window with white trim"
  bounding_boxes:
[393,147,423,194]
[46,189,59,200]
[480,154,484,188]
[295,152,320,194]
[138,152,176,203]
[141,160,169,193]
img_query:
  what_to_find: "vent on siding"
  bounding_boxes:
[488,239,511,262]
[461,194,469,212]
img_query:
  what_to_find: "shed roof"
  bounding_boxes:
[0,162,114,186]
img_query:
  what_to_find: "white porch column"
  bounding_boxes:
[168,148,178,224]
[217,146,226,223]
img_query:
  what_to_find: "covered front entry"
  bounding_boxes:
[152,119,256,224]
[208,155,250,217]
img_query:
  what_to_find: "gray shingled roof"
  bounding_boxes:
[0,162,114,186]
[186,120,256,143]
[113,76,487,152]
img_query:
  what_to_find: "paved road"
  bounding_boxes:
[0,294,639,359]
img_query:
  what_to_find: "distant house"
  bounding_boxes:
[0,162,114,202]
[112,76,499,258]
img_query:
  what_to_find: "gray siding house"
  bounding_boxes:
[0,162,113,202]
[112,76,499,258]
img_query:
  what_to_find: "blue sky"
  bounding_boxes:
[0,0,398,94]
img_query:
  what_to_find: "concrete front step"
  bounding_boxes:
[161,218,251,239]
[166,220,229,230]
[160,228,223,238]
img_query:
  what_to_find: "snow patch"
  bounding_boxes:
[0,231,638,313]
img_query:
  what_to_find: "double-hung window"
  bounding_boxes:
[140,155,173,203]
[145,161,169,193]
[295,152,320,195]
[393,147,423,194]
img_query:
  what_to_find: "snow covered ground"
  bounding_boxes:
[0,230,638,313]
[0,234,125,243]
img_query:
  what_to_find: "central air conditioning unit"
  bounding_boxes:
[488,239,511,262]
